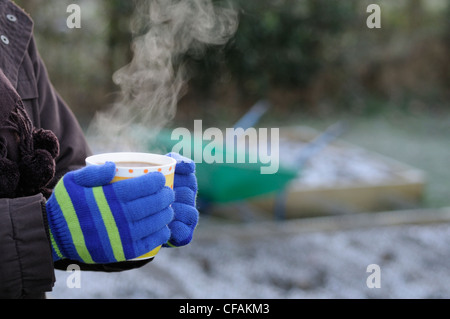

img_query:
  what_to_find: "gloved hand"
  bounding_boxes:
[46,162,174,264]
[164,152,199,247]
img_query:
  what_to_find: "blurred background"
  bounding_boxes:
[14,0,450,298]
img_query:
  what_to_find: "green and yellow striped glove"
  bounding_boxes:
[45,162,174,264]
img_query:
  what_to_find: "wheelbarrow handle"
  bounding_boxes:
[233,100,271,131]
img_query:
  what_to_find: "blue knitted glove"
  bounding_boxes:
[164,152,199,247]
[46,162,174,264]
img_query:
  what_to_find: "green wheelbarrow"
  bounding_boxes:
[148,128,298,204]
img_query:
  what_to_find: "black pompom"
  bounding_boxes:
[18,149,56,196]
[33,128,60,159]
[0,158,20,198]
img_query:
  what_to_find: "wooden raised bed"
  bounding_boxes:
[247,126,427,219]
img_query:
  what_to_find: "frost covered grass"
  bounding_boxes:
[49,215,450,299]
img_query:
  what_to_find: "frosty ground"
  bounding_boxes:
[49,209,450,299]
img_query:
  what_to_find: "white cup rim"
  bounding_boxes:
[85,152,177,170]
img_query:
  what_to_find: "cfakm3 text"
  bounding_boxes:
[179,303,270,316]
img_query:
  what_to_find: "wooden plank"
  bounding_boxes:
[250,181,425,218]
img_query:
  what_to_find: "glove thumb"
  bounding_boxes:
[71,161,116,187]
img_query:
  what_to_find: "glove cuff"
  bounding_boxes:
[49,229,63,261]
[41,198,63,261]
[45,191,83,262]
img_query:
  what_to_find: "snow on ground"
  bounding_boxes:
[49,213,450,299]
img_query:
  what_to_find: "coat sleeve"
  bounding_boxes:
[0,194,55,299]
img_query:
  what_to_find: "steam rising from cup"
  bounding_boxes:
[88,0,238,153]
